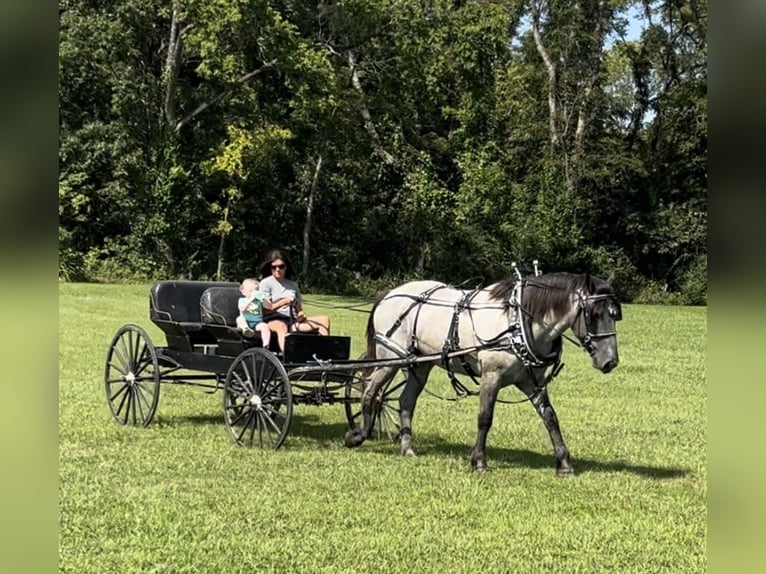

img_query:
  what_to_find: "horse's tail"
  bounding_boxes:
[360,288,390,367]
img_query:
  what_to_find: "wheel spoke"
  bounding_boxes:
[108,381,129,402]
[130,389,138,425]
[227,374,250,399]
[112,343,131,372]
[119,387,132,424]
[129,330,140,368]
[261,409,283,437]
[107,360,128,377]
[253,412,265,448]
[134,383,153,413]
[228,404,250,428]
[236,409,256,444]
[379,407,399,440]
[253,413,262,447]
[134,346,154,375]
[237,367,255,396]
[383,378,407,399]
[113,383,130,418]
[135,389,147,424]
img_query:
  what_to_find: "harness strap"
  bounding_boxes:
[384,284,447,344]
[441,289,482,396]
[374,333,411,359]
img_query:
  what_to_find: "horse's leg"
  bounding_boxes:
[526,387,574,475]
[470,370,503,472]
[344,366,396,448]
[398,364,432,457]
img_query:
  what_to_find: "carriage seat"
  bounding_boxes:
[150,280,239,351]
[199,286,241,327]
[200,286,280,353]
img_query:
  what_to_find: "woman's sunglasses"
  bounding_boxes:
[271,264,286,270]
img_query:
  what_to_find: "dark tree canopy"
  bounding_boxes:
[59,0,707,304]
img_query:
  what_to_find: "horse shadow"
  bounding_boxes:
[417,435,690,479]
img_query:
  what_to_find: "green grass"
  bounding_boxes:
[59,283,706,573]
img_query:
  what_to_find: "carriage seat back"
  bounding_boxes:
[200,285,282,353]
[150,280,239,351]
[199,286,240,326]
[150,280,239,324]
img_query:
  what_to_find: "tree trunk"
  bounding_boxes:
[302,154,323,276]
[216,198,230,281]
[163,2,189,128]
[347,51,396,165]
[415,242,428,275]
[531,1,560,152]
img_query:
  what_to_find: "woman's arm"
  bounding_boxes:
[262,290,295,311]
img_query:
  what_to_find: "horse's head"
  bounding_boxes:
[573,275,622,373]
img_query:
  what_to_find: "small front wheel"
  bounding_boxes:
[344,375,404,442]
[223,348,292,448]
[104,324,161,426]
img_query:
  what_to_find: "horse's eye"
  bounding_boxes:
[609,304,622,320]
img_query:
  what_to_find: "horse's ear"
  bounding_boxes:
[584,272,592,292]
[607,271,615,285]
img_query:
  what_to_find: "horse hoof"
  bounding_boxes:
[472,463,490,473]
[344,429,365,448]
[401,448,417,457]
[556,466,575,477]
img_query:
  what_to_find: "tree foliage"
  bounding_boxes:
[59,0,707,303]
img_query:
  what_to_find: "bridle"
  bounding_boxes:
[572,291,621,356]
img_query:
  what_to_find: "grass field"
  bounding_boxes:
[59,282,706,573]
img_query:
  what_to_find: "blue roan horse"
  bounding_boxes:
[344,272,622,473]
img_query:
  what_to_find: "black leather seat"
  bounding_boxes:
[149,280,238,351]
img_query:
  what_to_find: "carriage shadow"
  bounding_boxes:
[166,411,351,444]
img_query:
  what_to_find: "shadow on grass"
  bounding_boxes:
[165,411,351,443]
[161,414,688,480]
[415,435,690,479]
[490,447,689,479]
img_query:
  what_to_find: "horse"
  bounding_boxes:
[343,271,622,474]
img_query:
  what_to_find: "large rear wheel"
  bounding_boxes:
[344,375,404,442]
[104,324,161,426]
[223,348,292,448]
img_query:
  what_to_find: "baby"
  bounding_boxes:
[235,278,271,348]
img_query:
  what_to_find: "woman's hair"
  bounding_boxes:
[259,249,296,279]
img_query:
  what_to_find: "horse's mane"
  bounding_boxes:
[489,272,612,320]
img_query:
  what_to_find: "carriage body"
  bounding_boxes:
[104,280,387,449]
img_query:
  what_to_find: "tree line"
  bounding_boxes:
[58,0,707,304]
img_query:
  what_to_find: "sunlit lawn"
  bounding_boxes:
[60,282,706,573]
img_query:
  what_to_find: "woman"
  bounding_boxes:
[258,249,330,352]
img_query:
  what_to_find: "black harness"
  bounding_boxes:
[440,288,484,397]
[380,279,566,401]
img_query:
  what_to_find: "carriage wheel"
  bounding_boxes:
[344,374,404,442]
[104,324,161,427]
[223,348,292,449]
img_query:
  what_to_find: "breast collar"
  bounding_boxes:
[506,281,562,369]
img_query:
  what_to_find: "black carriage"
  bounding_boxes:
[104,280,402,449]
